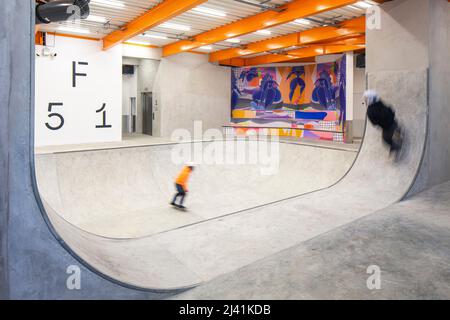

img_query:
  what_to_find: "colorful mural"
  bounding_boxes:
[230,55,347,142]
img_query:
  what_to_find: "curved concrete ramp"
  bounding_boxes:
[36,142,356,238]
[36,69,427,291]
[173,180,450,300]
[36,141,356,290]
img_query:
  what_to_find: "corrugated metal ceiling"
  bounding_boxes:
[39,0,163,37]
[38,0,376,53]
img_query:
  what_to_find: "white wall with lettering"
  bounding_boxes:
[35,36,122,147]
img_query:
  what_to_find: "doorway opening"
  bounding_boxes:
[122,57,160,139]
[142,92,153,136]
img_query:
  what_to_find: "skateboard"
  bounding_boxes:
[171,203,188,211]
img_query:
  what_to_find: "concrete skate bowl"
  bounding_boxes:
[36,141,356,238]
[35,70,427,291]
[36,141,357,290]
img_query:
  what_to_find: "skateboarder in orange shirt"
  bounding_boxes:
[171,163,195,209]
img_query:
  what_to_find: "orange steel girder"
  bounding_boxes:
[221,37,365,67]
[162,0,359,57]
[209,16,365,62]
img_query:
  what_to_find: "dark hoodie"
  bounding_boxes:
[367,100,396,130]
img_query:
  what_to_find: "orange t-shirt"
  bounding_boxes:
[175,166,192,191]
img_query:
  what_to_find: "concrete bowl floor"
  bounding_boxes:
[36,140,357,238]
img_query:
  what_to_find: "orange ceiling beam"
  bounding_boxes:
[284,57,317,63]
[209,16,365,62]
[162,0,359,57]
[222,37,365,67]
[35,31,44,45]
[102,0,207,50]
[310,34,366,46]
[246,47,326,66]
[219,58,247,67]
[246,44,364,66]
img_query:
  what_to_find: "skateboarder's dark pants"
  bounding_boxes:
[382,121,401,152]
[367,99,401,152]
[172,183,186,206]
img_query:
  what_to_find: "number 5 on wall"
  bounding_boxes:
[45,103,65,131]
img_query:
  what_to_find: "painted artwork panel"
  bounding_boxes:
[230,55,347,142]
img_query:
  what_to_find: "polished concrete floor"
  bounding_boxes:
[174,180,450,300]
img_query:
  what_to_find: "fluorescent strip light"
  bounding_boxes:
[57,26,90,34]
[192,7,226,17]
[226,38,241,43]
[86,15,107,23]
[199,46,213,50]
[143,33,168,40]
[159,22,191,31]
[291,19,311,25]
[355,1,372,9]
[125,40,152,46]
[256,30,271,35]
[91,0,125,8]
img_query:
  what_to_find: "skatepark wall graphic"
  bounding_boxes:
[231,55,347,142]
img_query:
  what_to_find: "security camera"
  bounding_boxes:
[39,47,58,58]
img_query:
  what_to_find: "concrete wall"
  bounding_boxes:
[346,52,355,123]
[367,0,430,72]
[368,0,450,195]
[353,57,366,138]
[152,53,231,138]
[0,0,168,299]
[0,0,11,299]
[417,0,450,191]
[345,51,368,141]
[139,59,160,93]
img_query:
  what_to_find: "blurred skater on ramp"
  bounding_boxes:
[363,90,405,160]
[171,163,195,210]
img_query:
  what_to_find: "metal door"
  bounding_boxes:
[142,92,153,135]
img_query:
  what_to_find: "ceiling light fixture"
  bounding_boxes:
[192,7,226,17]
[291,19,311,25]
[256,30,271,35]
[86,15,107,23]
[125,40,152,46]
[355,1,372,9]
[91,0,125,8]
[159,22,191,31]
[57,26,90,34]
[143,33,168,40]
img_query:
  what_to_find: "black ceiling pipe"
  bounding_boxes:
[36,0,90,25]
